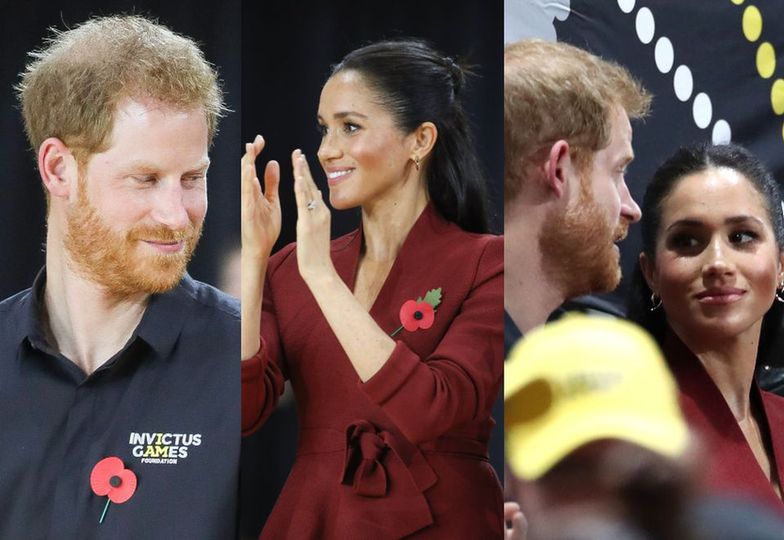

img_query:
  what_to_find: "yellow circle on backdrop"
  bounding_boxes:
[772,79,784,115]
[743,5,762,41]
[732,0,744,4]
[757,42,776,78]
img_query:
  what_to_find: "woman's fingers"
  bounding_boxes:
[241,135,266,198]
[292,149,307,209]
[263,160,280,204]
[292,148,321,211]
[504,502,528,540]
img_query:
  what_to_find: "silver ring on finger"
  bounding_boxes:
[306,199,318,211]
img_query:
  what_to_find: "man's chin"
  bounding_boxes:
[131,257,189,294]
[567,258,621,299]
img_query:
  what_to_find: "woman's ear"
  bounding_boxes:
[777,251,784,286]
[410,121,438,164]
[639,252,657,293]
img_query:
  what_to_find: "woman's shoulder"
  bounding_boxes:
[761,387,784,411]
[431,221,502,262]
[425,206,502,250]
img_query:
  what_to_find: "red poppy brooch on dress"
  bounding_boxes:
[90,456,137,524]
[391,288,442,337]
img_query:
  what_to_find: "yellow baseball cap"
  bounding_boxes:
[505,314,689,480]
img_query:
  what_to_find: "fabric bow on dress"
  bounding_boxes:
[338,419,438,538]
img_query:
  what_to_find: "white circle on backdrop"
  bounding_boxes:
[618,0,635,14]
[673,65,693,101]
[712,120,732,144]
[692,93,712,129]
[636,8,655,44]
[654,37,674,73]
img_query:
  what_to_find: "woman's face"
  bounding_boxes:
[316,70,417,210]
[643,167,784,343]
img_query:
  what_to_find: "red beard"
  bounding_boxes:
[539,182,626,299]
[64,178,202,298]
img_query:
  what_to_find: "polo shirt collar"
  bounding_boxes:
[16,267,46,347]
[18,267,191,361]
[130,273,195,359]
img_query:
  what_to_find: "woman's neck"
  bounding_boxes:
[670,322,762,421]
[360,189,429,261]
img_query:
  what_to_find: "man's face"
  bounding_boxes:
[585,104,640,237]
[540,105,641,297]
[64,96,209,297]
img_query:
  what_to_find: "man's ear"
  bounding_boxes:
[38,137,78,200]
[542,140,574,200]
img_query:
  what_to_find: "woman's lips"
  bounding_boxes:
[695,287,746,305]
[326,168,354,186]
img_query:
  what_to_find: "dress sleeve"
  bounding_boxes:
[359,236,503,444]
[241,261,287,436]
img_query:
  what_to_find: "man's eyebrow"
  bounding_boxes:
[120,159,211,174]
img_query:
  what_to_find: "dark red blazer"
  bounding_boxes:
[665,333,784,515]
[242,203,504,539]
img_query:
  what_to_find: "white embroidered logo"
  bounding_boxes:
[128,432,202,465]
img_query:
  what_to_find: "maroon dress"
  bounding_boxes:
[242,203,504,539]
[664,333,784,514]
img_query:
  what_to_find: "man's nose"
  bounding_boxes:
[619,180,641,223]
[152,183,190,231]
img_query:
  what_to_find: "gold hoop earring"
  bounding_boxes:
[650,292,662,311]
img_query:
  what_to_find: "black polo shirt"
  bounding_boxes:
[0,270,239,539]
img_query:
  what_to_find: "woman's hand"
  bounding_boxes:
[504,502,528,540]
[291,148,335,283]
[241,135,281,261]
[241,135,280,360]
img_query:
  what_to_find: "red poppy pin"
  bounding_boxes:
[90,456,137,524]
[391,288,442,337]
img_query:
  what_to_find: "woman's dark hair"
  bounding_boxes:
[331,39,489,233]
[628,142,784,351]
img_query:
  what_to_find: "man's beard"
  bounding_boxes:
[539,183,626,300]
[64,180,202,298]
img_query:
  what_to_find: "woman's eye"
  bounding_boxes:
[730,230,758,245]
[668,233,700,250]
[317,124,327,137]
[343,122,360,134]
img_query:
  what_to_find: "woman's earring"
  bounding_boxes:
[650,292,662,311]
[776,282,784,303]
[413,155,420,171]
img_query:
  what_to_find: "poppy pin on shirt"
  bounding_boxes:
[391,288,442,337]
[90,456,137,524]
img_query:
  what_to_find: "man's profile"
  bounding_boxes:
[503,38,650,342]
